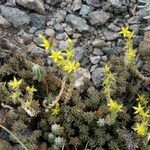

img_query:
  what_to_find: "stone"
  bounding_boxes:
[92,67,104,87]
[74,68,91,90]
[46,0,61,5]
[55,10,67,22]
[102,29,119,40]
[128,16,140,24]
[138,31,150,59]
[93,48,104,56]
[0,15,10,28]
[27,42,45,54]
[21,32,33,44]
[56,33,68,40]
[16,0,45,14]
[101,55,108,62]
[108,23,120,32]
[58,40,67,51]
[102,47,118,56]
[71,0,82,11]
[65,25,75,35]
[66,14,89,32]
[109,0,122,8]
[92,39,105,48]
[0,5,30,28]
[79,4,92,17]
[30,13,46,29]
[89,10,110,25]
[90,55,101,64]
[90,64,98,72]
[86,0,101,7]
[74,47,86,61]
[45,28,55,38]
[0,139,13,150]
[142,61,150,73]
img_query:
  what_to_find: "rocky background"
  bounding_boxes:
[0,0,150,149]
[0,0,149,87]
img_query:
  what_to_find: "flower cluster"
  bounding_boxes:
[8,77,39,117]
[38,36,80,74]
[119,27,136,66]
[133,95,149,136]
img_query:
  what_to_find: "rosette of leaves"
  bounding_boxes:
[32,64,46,82]
[138,0,150,30]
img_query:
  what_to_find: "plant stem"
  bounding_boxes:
[0,124,29,150]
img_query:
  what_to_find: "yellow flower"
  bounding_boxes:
[10,91,21,102]
[140,110,150,119]
[125,48,136,64]
[133,122,148,136]
[52,102,60,115]
[107,99,123,113]
[67,38,74,49]
[38,34,52,51]
[8,77,22,89]
[102,64,110,74]
[63,61,80,74]
[26,85,37,94]
[136,94,148,106]
[133,103,144,115]
[119,27,134,39]
[65,49,74,60]
[50,50,64,63]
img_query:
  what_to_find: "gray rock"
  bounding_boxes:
[74,68,91,90]
[102,47,118,56]
[90,55,101,64]
[65,25,75,35]
[16,0,45,14]
[71,0,82,11]
[74,47,86,61]
[90,64,98,72]
[55,10,67,22]
[93,48,104,56]
[58,40,67,51]
[0,15,10,28]
[56,33,68,40]
[46,0,61,5]
[30,13,46,29]
[92,67,104,87]
[101,55,108,62]
[109,0,122,8]
[103,29,119,40]
[86,0,101,7]
[21,32,33,44]
[45,28,55,38]
[92,39,105,48]
[108,23,120,32]
[0,5,30,27]
[128,16,140,24]
[66,14,89,32]
[5,0,16,6]
[54,23,64,32]
[142,61,150,73]
[89,10,110,25]
[28,27,37,34]
[79,4,92,17]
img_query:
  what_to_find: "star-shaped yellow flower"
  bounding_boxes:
[119,27,134,38]
[107,99,123,113]
[102,64,110,74]
[8,77,22,89]
[38,34,52,51]
[133,122,148,136]
[133,103,144,115]
[63,61,80,74]
[140,110,150,118]
[52,102,60,116]
[50,50,64,63]
[26,85,37,94]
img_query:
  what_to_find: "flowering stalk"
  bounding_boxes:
[102,65,123,124]
[119,27,150,84]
